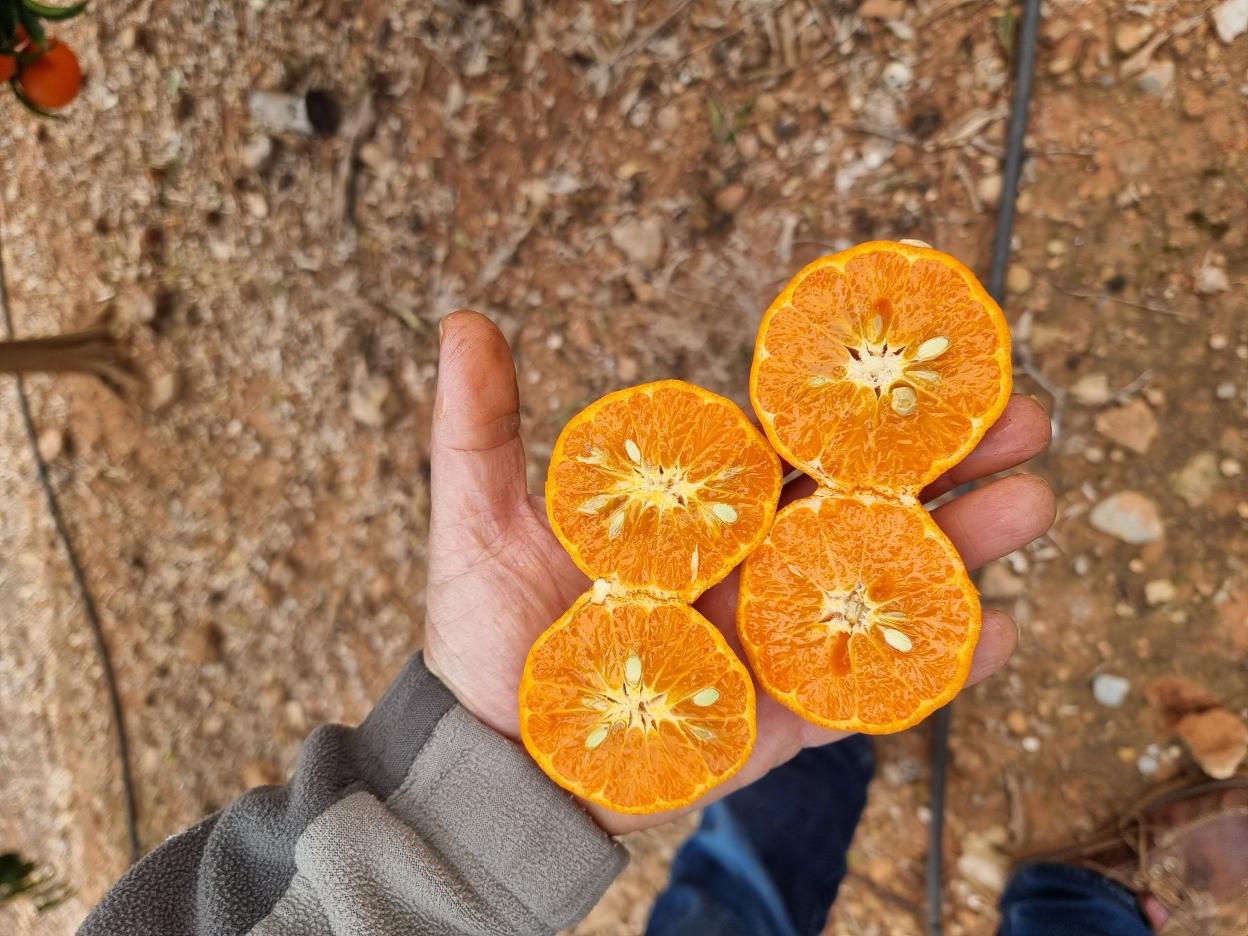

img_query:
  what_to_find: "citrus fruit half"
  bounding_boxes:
[520,591,756,813]
[546,379,782,602]
[750,241,1011,495]
[738,491,980,733]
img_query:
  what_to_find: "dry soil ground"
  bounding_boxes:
[1,1,1245,934]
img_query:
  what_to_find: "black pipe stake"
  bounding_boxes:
[927,1,1044,934]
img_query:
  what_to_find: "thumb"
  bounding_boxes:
[429,311,530,544]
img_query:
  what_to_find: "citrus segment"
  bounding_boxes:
[751,241,1011,493]
[738,492,980,734]
[547,380,782,601]
[520,591,756,813]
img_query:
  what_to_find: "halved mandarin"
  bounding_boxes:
[738,491,980,734]
[520,591,756,813]
[546,380,783,602]
[751,241,1011,494]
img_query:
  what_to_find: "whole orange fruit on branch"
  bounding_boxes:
[19,40,82,109]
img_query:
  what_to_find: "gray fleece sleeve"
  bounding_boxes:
[79,654,627,936]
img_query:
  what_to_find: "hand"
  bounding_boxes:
[424,311,1055,835]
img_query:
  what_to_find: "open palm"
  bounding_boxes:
[425,311,1054,835]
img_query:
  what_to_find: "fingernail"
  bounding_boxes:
[439,313,452,343]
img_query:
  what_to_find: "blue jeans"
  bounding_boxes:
[647,736,1152,936]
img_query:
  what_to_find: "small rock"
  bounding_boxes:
[1083,444,1105,464]
[1182,87,1209,119]
[248,90,314,135]
[1170,452,1220,507]
[1146,676,1223,728]
[881,61,913,91]
[1071,373,1112,406]
[243,191,269,219]
[1209,333,1229,350]
[1089,491,1164,543]
[610,217,664,269]
[1137,752,1159,775]
[37,427,64,462]
[1136,60,1175,99]
[1212,0,1248,44]
[859,0,906,20]
[239,134,274,171]
[1114,21,1153,54]
[1222,458,1242,478]
[1006,264,1033,294]
[616,356,639,381]
[1094,399,1158,454]
[1215,382,1237,401]
[1144,579,1177,606]
[1093,673,1131,708]
[656,104,681,134]
[1177,709,1248,779]
[1021,736,1041,753]
[957,834,1007,891]
[121,288,158,326]
[980,562,1026,599]
[1196,256,1230,294]
[1006,710,1028,736]
[977,173,1003,209]
[349,369,395,428]
[713,184,749,215]
[149,371,181,411]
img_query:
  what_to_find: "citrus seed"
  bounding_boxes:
[585,725,610,750]
[711,503,739,523]
[891,386,918,416]
[689,725,716,741]
[625,653,643,685]
[579,494,612,515]
[608,507,626,539]
[691,687,720,707]
[914,336,950,361]
[625,439,643,464]
[881,627,913,652]
[908,369,940,384]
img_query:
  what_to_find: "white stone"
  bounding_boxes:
[1144,579,1177,606]
[1093,673,1131,708]
[610,217,664,269]
[1089,491,1164,543]
[1212,0,1248,44]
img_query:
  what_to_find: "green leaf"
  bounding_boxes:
[993,10,1017,63]
[16,5,45,47]
[706,95,727,143]
[21,0,89,21]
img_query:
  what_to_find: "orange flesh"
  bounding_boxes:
[524,380,774,813]
[751,242,1011,494]
[743,242,1010,734]
[521,593,756,813]
[547,380,782,602]
[738,493,980,733]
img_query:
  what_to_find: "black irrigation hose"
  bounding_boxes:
[926,1,1043,933]
[0,218,142,865]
